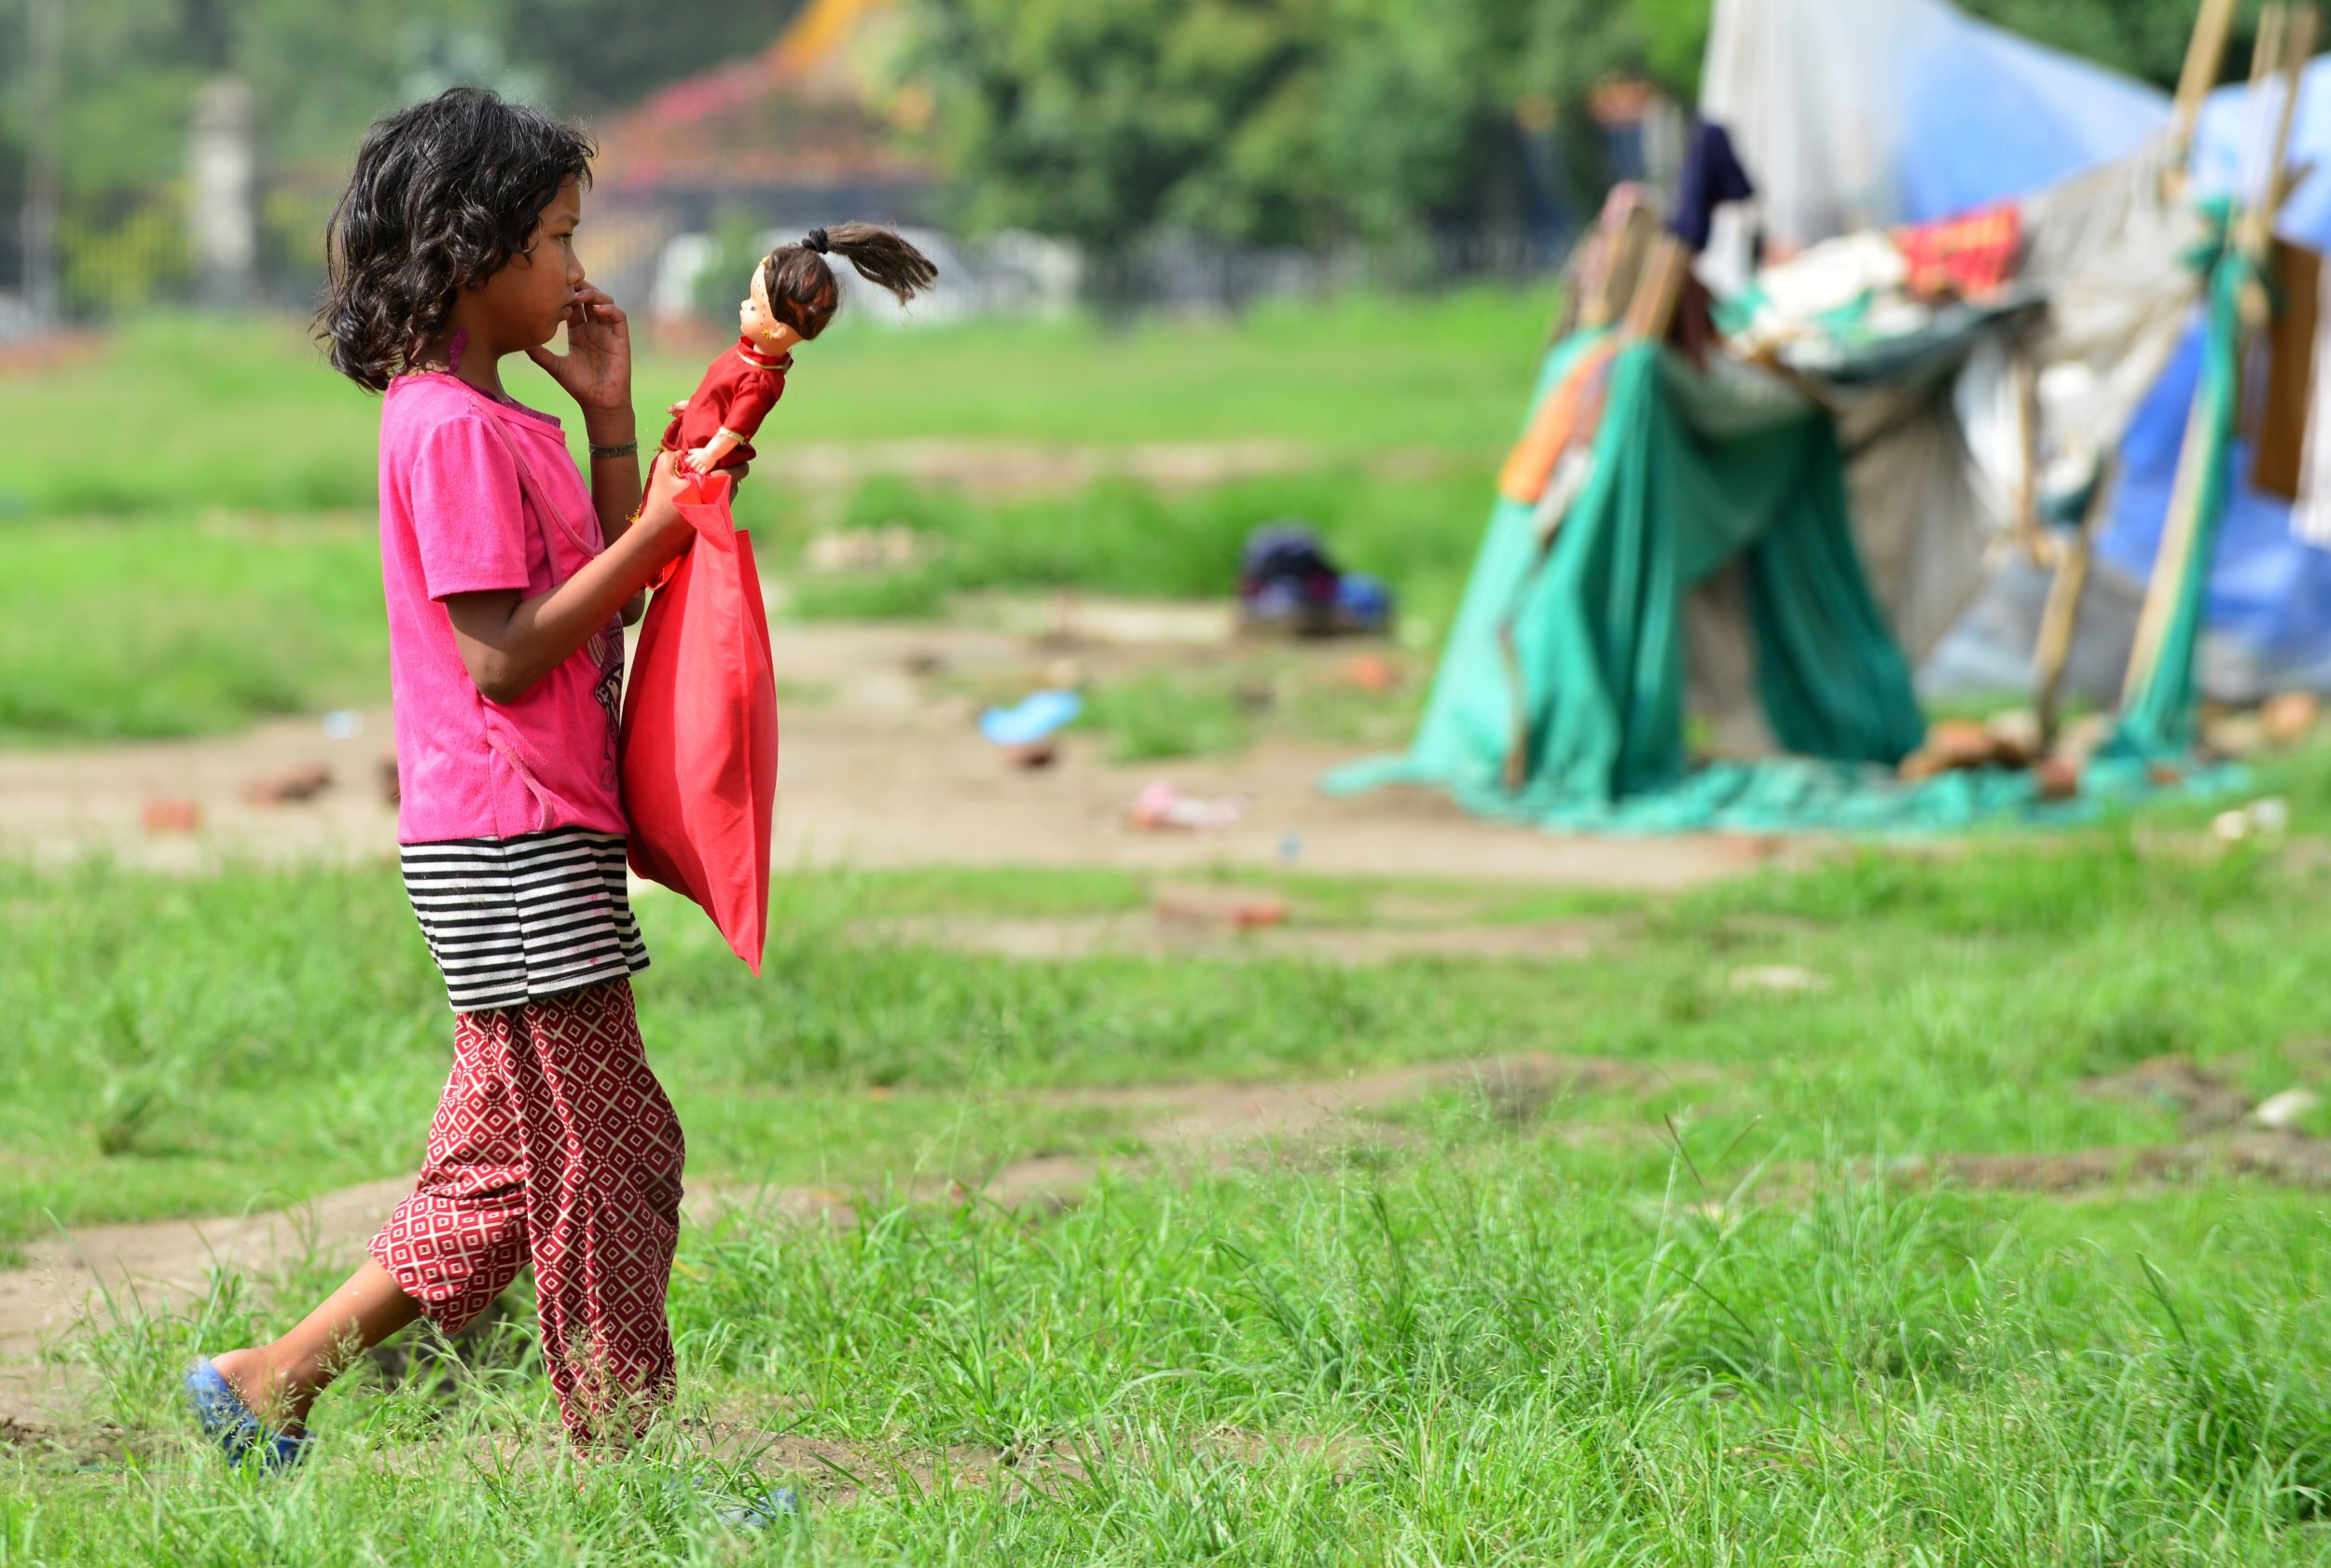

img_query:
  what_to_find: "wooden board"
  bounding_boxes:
[2253,239,2322,500]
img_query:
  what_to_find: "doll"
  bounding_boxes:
[663,224,939,481]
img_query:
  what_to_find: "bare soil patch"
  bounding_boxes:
[0,622,1766,889]
[1898,1131,2331,1193]
[858,910,1603,965]
[2076,1053,2256,1135]
[1741,1054,2331,1200]
[697,1052,1683,1222]
[1039,1052,1674,1150]
[0,1177,417,1369]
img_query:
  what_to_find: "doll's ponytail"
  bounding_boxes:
[760,223,938,339]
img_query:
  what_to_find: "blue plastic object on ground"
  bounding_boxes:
[1336,574,1393,633]
[979,689,1083,747]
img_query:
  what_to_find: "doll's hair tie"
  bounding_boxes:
[803,227,830,254]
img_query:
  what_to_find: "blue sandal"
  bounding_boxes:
[183,1358,313,1473]
[675,1474,799,1530]
[712,1484,799,1531]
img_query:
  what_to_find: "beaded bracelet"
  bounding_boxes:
[588,438,639,461]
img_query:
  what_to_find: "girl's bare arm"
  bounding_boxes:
[443,455,692,704]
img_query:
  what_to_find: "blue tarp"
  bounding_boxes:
[2095,323,2331,677]
[1881,21,2331,240]
[1888,9,2171,222]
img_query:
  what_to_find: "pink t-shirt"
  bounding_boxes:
[379,374,628,845]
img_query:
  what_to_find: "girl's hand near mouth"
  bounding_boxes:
[531,283,631,420]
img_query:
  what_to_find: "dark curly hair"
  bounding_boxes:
[761,224,938,341]
[317,88,595,392]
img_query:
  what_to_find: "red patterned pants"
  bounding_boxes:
[369,978,684,1447]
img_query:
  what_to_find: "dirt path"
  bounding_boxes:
[853,909,1603,964]
[0,621,1772,889]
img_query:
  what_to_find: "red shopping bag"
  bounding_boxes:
[618,470,779,973]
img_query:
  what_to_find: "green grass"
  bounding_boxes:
[10,793,2331,1254]
[15,746,2331,1250]
[0,290,1549,523]
[12,789,2331,1557]
[0,468,1482,746]
[19,1122,2331,1561]
[775,467,1484,632]
[0,513,386,743]
[0,297,1530,744]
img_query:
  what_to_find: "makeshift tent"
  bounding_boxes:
[1705,0,2331,699]
[1326,214,2252,829]
[1325,335,1929,829]
[1331,0,2288,832]
[1731,137,2209,720]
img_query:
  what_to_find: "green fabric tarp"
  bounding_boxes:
[1327,271,2247,834]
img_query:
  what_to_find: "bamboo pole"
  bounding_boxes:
[2122,7,2310,707]
[2236,7,2304,260]
[1585,206,1659,331]
[1621,236,1691,344]
[2121,368,2222,704]
[2170,0,2243,186]
[2034,469,2113,743]
[2034,534,2093,742]
[2012,345,2046,565]
[2267,8,2318,218]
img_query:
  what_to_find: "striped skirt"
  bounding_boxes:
[400,829,650,1012]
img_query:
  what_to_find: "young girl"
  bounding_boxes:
[179,85,926,1470]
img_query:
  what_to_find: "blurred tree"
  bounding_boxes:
[917,0,1713,269]
[181,0,232,71]
[0,4,28,289]
[919,0,2258,283]
[1312,0,1703,240]
[0,0,807,311]
[0,0,2278,313]
[1315,0,1522,240]
[7,0,814,195]
[1959,0,2238,91]
[918,0,1336,286]
[503,0,808,115]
